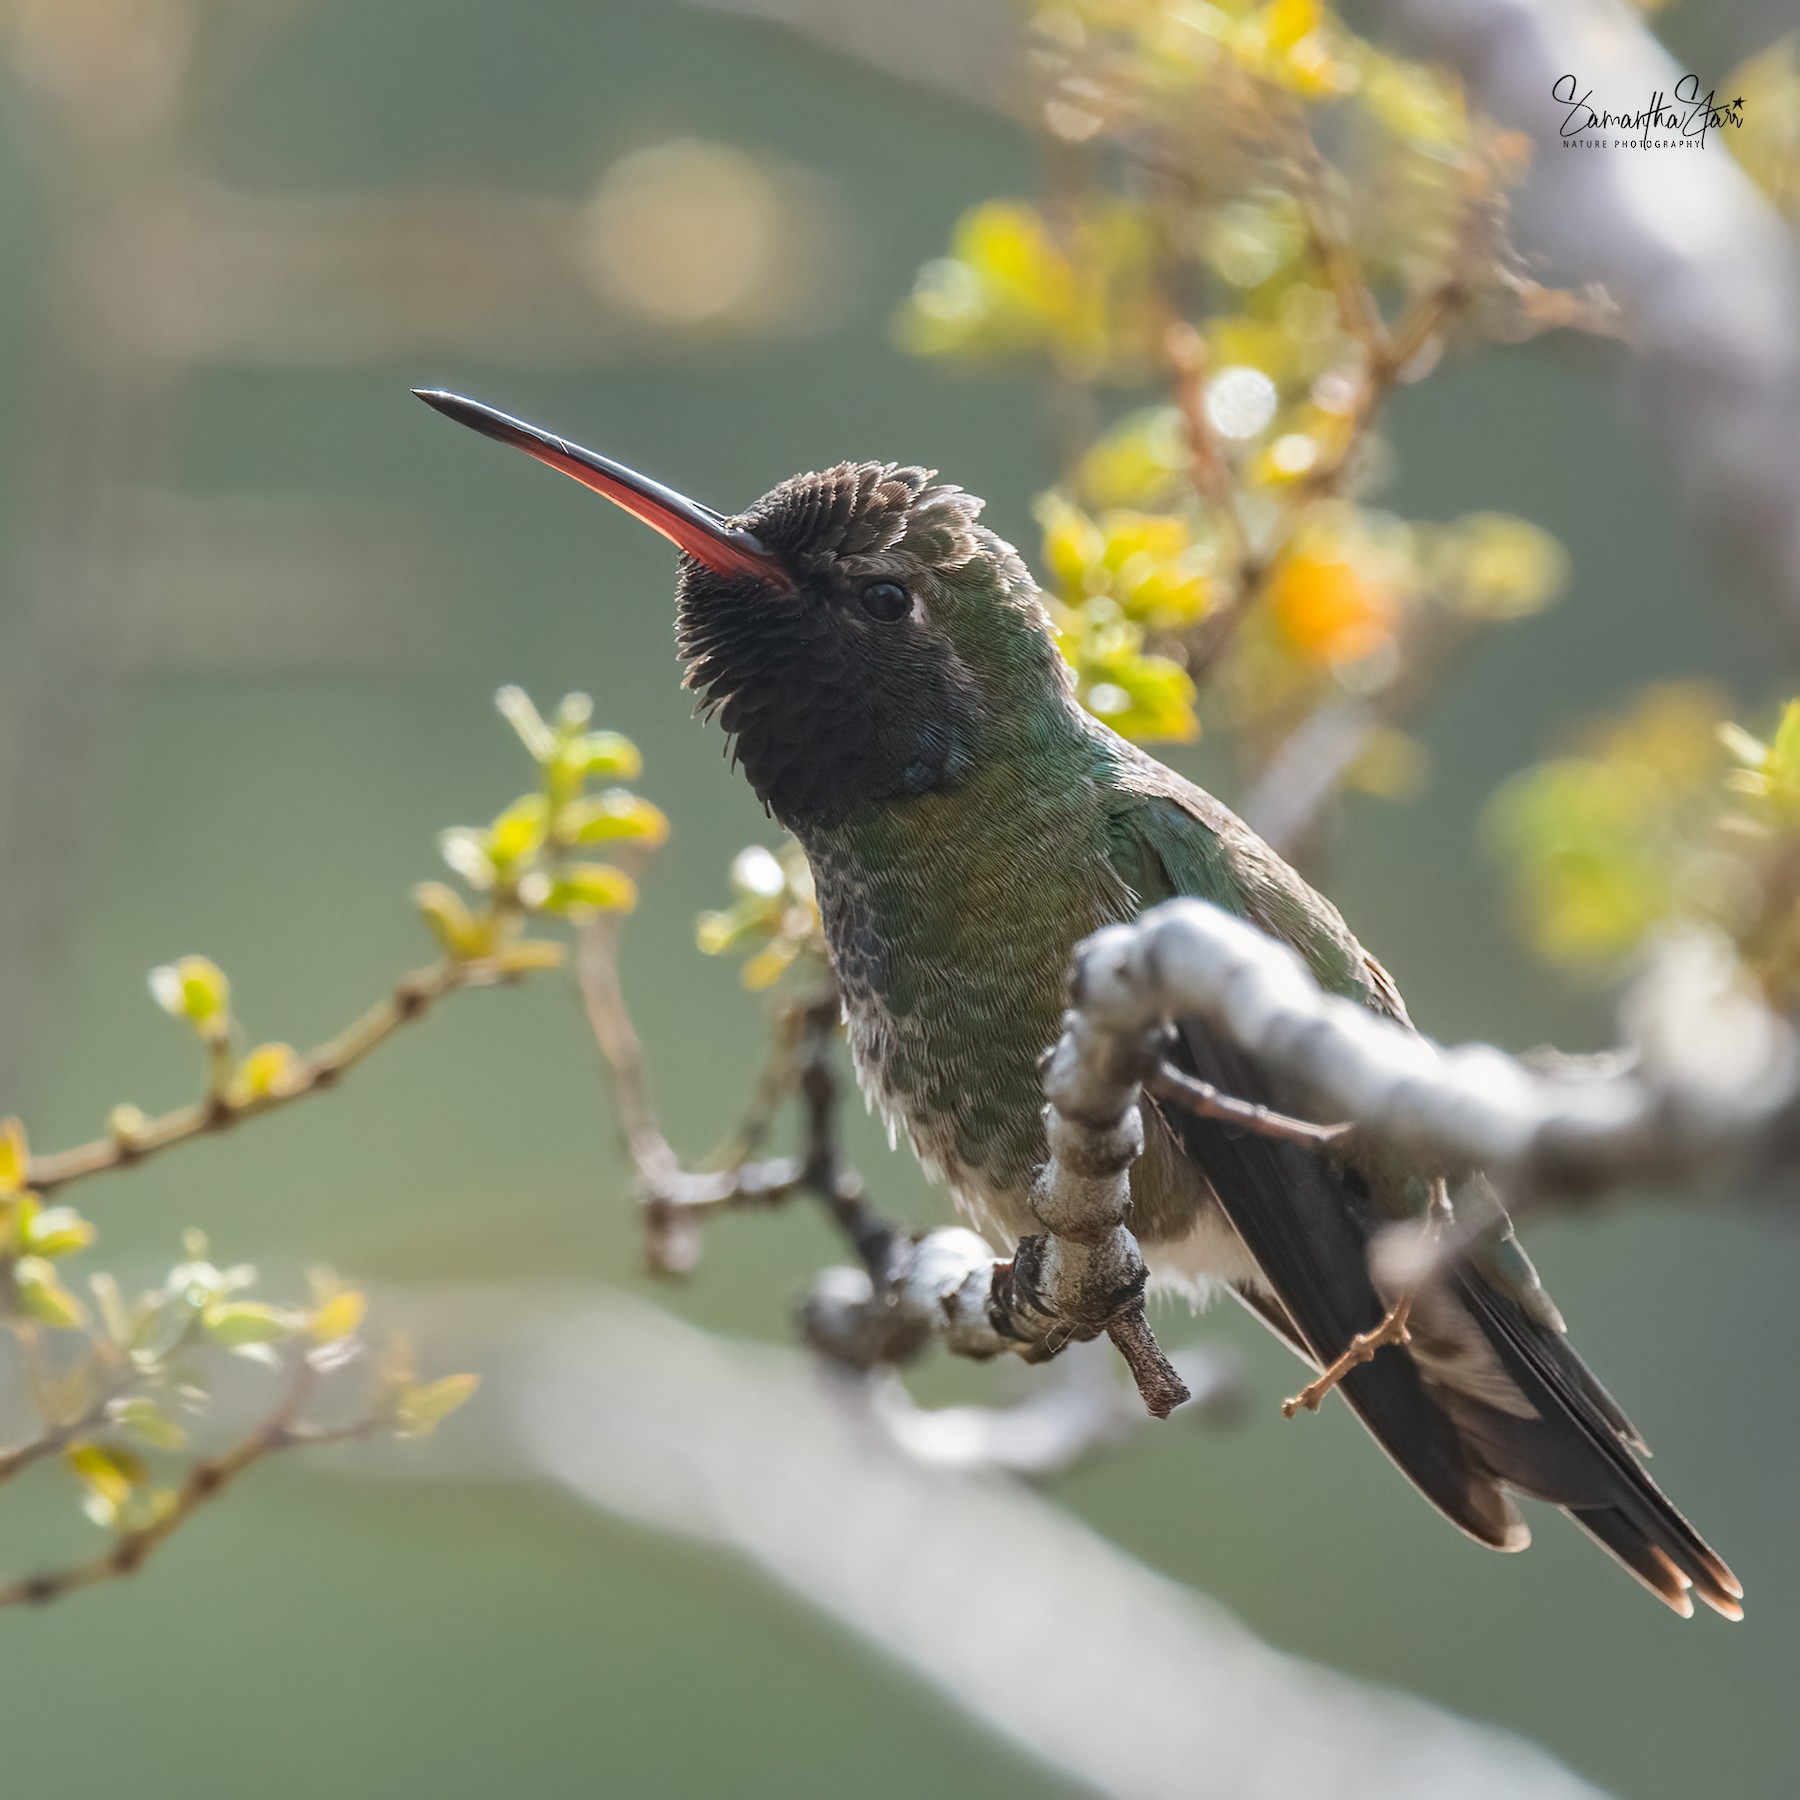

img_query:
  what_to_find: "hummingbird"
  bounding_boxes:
[417,388,1742,1620]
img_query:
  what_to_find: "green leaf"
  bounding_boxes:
[493,940,566,975]
[493,936,561,979]
[1074,408,1189,511]
[148,956,231,1033]
[696,903,769,957]
[438,828,497,890]
[413,881,493,961]
[0,1117,27,1197]
[201,1300,294,1347]
[495,685,555,762]
[395,1373,481,1438]
[553,692,594,736]
[230,1043,296,1106]
[23,1204,97,1259]
[66,1441,149,1522]
[575,731,642,781]
[487,794,548,870]
[539,864,638,916]
[1766,701,1800,802]
[549,729,644,807]
[106,1104,151,1147]
[310,1287,367,1344]
[1440,514,1568,620]
[110,1397,189,1453]
[560,792,670,848]
[15,1257,89,1329]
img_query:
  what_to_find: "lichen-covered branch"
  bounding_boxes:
[796,1003,1195,1420]
[1063,898,1798,1205]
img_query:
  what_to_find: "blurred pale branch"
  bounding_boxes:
[377,1288,1611,1800]
[1361,0,1800,631]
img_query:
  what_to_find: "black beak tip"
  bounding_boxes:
[413,387,522,451]
[414,387,474,423]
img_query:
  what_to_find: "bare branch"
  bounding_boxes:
[575,912,900,1281]
[0,1356,133,1485]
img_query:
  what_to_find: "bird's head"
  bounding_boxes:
[417,392,1073,829]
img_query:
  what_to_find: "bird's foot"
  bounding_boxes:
[1282,1176,1449,1419]
[1281,1294,1416,1419]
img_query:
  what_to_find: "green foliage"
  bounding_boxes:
[897,0,1579,771]
[0,1098,468,1563]
[148,956,231,1040]
[393,1374,482,1439]
[697,842,825,990]
[1487,685,1800,1004]
[0,686,677,1604]
[427,686,666,953]
[1727,35,1800,221]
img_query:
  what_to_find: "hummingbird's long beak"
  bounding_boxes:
[414,390,790,588]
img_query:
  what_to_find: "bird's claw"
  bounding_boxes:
[1281,1298,1415,1419]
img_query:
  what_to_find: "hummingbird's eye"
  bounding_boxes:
[859,579,910,623]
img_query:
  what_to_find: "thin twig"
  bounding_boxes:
[25,956,528,1198]
[0,1356,378,1611]
[0,1357,130,1485]
[1281,104,1392,361]
[1176,126,1477,689]
[793,996,899,1282]
[1147,1063,1352,1147]
[703,1004,807,1172]
[574,915,898,1280]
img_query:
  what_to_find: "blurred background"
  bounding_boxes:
[1,1,1797,1795]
